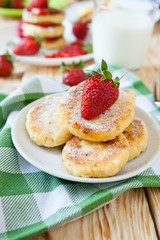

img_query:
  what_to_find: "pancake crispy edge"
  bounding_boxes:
[26,96,72,147]
[123,117,148,161]
[62,134,130,178]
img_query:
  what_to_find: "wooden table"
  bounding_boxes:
[0,15,160,240]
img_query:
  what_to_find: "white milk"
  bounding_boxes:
[92,9,154,69]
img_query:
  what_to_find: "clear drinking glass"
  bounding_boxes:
[92,0,158,70]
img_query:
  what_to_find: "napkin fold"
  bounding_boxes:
[0,69,160,240]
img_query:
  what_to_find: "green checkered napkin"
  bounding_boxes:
[1,66,160,240]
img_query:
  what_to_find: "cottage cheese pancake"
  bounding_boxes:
[22,23,64,38]
[60,81,135,142]
[62,134,130,178]
[26,96,72,147]
[23,8,65,24]
[42,37,66,49]
[123,117,148,161]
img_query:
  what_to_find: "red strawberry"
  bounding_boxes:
[63,68,88,86]
[0,52,14,77]
[44,41,88,58]
[30,0,47,8]
[59,43,87,57]
[16,20,25,38]
[70,40,83,47]
[13,37,40,55]
[81,60,121,120]
[61,61,88,86]
[12,0,24,8]
[72,22,88,40]
[37,23,53,27]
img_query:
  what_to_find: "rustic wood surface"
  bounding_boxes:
[0,14,160,240]
[37,189,157,240]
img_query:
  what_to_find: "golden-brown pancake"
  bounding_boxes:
[41,37,66,49]
[26,96,72,147]
[22,23,64,38]
[23,8,65,24]
[62,134,130,178]
[59,81,135,142]
[79,7,93,24]
[123,117,148,161]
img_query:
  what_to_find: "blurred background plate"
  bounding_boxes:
[0,21,17,51]
[64,1,93,22]
[0,20,93,66]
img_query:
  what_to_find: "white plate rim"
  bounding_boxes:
[13,52,93,66]
[0,20,93,66]
[11,93,160,183]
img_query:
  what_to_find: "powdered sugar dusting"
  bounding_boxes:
[26,96,71,147]
[64,135,128,163]
[60,82,135,133]
[62,134,130,177]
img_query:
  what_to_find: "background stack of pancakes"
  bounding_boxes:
[22,7,66,49]
[26,82,148,178]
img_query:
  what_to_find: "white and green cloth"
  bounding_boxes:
[0,65,160,240]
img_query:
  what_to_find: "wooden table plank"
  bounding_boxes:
[139,20,160,92]
[139,34,160,92]
[146,187,160,239]
[30,189,157,240]
[0,61,25,91]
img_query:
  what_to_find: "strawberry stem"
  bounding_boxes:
[60,61,85,73]
[6,51,14,63]
[83,43,93,53]
[88,59,128,88]
[34,36,44,44]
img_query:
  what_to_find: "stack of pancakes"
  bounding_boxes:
[26,81,148,178]
[22,8,66,49]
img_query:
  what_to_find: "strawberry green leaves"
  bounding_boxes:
[89,59,122,88]
[101,59,108,71]
[6,50,14,63]
[60,61,85,73]
[101,70,112,81]
[83,43,93,53]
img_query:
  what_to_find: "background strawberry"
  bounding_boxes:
[30,0,47,8]
[13,37,40,55]
[72,22,88,40]
[59,41,87,57]
[45,41,92,58]
[0,52,14,77]
[16,20,24,38]
[81,59,121,120]
[61,61,88,86]
[1,0,23,8]
[12,0,24,8]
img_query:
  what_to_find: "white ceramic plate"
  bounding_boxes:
[0,20,93,66]
[11,93,160,183]
[64,1,93,23]
[64,0,160,22]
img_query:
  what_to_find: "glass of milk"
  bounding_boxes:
[92,0,158,70]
